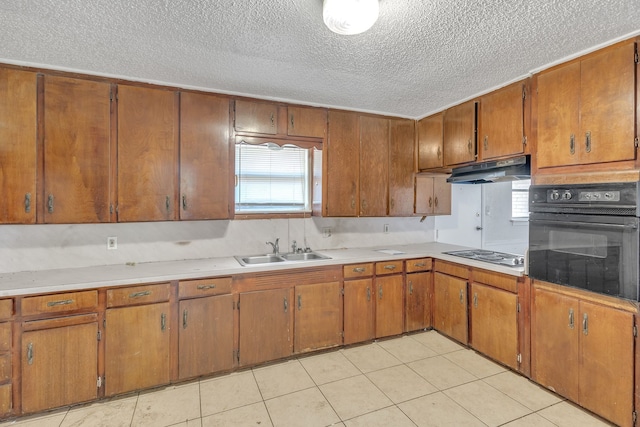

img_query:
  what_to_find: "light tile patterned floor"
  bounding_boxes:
[0,331,615,427]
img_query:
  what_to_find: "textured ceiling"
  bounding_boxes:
[1,0,639,119]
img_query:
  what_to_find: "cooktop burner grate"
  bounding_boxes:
[443,250,525,267]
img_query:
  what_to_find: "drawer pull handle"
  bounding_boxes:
[569,134,575,155]
[25,193,31,213]
[569,308,574,329]
[47,299,74,307]
[459,289,464,304]
[161,313,167,331]
[353,267,366,273]
[378,286,383,299]
[197,284,217,290]
[414,263,426,267]
[298,294,302,311]
[183,309,188,329]
[473,293,478,308]
[182,195,187,210]
[47,194,54,214]
[27,342,34,365]
[284,297,288,313]
[366,287,371,302]
[130,291,151,299]
[582,313,588,335]
[585,131,592,153]
[384,265,396,270]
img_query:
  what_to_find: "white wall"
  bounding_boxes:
[434,184,483,248]
[0,216,436,273]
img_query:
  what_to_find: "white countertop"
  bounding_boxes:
[0,243,525,297]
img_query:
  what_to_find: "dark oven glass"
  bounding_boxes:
[529,212,639,300]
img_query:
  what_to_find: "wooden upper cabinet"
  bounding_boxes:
[117,85,178,222]
[234,99,278,135]
[389,118,415,216]
[0,69,37,224]
[326,110,359,216]
[180,92,230,220]
[415,174,451,216]
[479,80,526,161]
[43,76,112,223]
[536,41,636,169]
[417,113,444,170]
[443,100,477,167]
[359,115,389,217]
[288,106,327,138]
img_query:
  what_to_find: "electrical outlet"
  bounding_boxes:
[107,236,117,250]
[322,227,332,238]
[384,224,389,234]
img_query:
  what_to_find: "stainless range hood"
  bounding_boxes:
[447,155,530,184]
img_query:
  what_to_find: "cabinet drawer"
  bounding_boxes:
[473,269,519,293]
[375,260,403,275]
[21,291,97,317]
[406,258,432,273]
[0,354,10,383]
[107,283,170,308]
[0,300,13,320]
[435,260,470,279]
[344,263,374,279]
[179,277,232,299]
[0,324,10,352]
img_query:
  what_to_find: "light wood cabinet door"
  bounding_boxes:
[238,288,292,366]
[326,110,359,216]
[178,294,234,380]
[359,115,388,217]
[180,92,230,220]
[578,300,634,427]
[405,272,432,332]
[288,106,327,138]
[432,175,452,215]
[443,101,476,167]
[479,80,526,161]
[105,303,170,396]
[22,322,98,413]
[234,100,278,135]
[43,76,112,223]
[343,279,375,345]
[417,113,444,170]
[415,175,451,215]
[389,118,415,216]
[0,69,37,224]
[470,283,518,370]
[375,274,403,338]
[117,85,178,222]
[294,281,342,353]
[433,272,468,344]
[531,288,579,402]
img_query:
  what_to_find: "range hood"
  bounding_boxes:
[447,155,530,184]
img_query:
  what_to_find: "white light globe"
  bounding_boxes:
[323,0,379,35]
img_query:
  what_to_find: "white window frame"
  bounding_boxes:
[511,179,531,220]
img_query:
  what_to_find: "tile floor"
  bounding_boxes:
[0,331,614,427]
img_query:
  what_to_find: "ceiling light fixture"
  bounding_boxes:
[323,0,379,35]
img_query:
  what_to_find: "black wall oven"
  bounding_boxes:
[528,182,640,301]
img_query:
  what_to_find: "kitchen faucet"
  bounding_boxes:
[266,238,279,255]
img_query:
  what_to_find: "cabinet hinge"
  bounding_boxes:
[341,331,344,338]
[634,137,639,148]
[634,325,637,337]
[97,330,102,341]
[103,318,106,328]
[341,288,345,296]
[517,302,521,313]
[635,44,639,63]
[109,204,114,214]
[97,376,102,388]
[237,301,240,310]
[633,410,637,424]
[522,136,527,146]
[235,349,240,363]
[522,85,526,99]
[517,353,522,364]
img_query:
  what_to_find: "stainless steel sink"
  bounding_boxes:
[235,252,331,266]
[281,252,331,261]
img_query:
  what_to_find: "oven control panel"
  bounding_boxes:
[530,182,639,213]
[578,191,620,202]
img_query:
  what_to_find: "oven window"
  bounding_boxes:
[549,230,607,258]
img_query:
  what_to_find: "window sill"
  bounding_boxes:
[233,212,313,220]
[510,217,529,225]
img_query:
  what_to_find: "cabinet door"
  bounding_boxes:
[389,118,415,216]
[470,283,518,370]
[0,69,37,224]
[479,81,525,160]
[417,113,444,170]
[239,288,292,366]
[432,175,451,215]
[580,41,636,165]
[288,106,327,138]
[359,116,388,216]
[105,303,170,396]
[180,92,230,220]
[375,274,404,338]
[415,175,435,215]
[22,322,98,413]
[433,273,468,344]
[343,279,375,345]
[405,272,432,332]
[531,288,579,402]
[326,111,359,216]
[578,301,634,427]
[294,281,342,353]
[178,294,234,380]
[234,100,277,134]
[117,85,177,222]
[43,76,112,223]
[443,101,476,166]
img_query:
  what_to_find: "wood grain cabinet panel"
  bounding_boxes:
[117,85,178,222]
[405,271,432,332]
[389,118,415,216]
[234,100,278,135]
[43,76,112,223]
[288,106,327,138]
[417,113,444,170]
[433,272,468,344]
[180,92,231,220]
[415,175,451,215]
[343,278,375,345]
[0,69,37,224]
[294,281,342,353]
[443,101,476,167]
[326,110,359,216]
[359,115,389,217]
[375,274,403,338]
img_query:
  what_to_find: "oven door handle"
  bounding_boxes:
[530,219,637,230]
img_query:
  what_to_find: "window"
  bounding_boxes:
[235,141,313,214]
[511,179,530,219]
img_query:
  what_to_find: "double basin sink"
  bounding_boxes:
[235,251,331,266]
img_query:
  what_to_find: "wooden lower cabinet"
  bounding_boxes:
[532,285,635,427]
[405,272,432,332]
[21,319,98,413]
[433,272,468,344]
[105,303,171,396]
[343,278,375,345]
[294,281,342,353]
[178,294,234,380]
[375,274,403,338]
[238,288,293,366]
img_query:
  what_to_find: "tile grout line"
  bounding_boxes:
[250,367,276,427]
